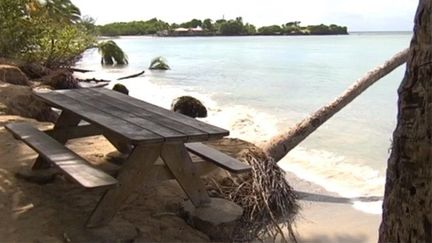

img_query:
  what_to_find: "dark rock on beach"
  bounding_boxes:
[112,83,129,95]
[171,96,207,118]
[19,63,51,79]
[0,65,30,86]
[42,70,80,89]
[0,81,58,122]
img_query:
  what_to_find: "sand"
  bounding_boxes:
[0,115,382,242]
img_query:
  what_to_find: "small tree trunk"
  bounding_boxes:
[262,48,409,162]
[379,0,432,242]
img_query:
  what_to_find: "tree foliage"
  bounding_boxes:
[98,41,128,66]
[0,0,95,68]
[258,25,283,35]
[98,18,169,36]
[306,24,348,35]
[97,17,347,36]
[258,22,347,35]
[180,18,202,28]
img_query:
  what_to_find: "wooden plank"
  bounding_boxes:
[186,142,252,173]
[77,88,209,142]
[71,89,188,141]
[160,143,211,207]
[5,123,118,188]
[86,143,162,227]
[49,110,82,143]
[151,159,218,181]
[104,132,133,154]
[34,90,164,144]
[94,88,229,139]
[45,124,103,139]
[104,156,218,182]
[33,110,82,170]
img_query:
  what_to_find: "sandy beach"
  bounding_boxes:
[282,170,381,243]
[0,114,382,242]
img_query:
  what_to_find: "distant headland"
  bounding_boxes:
[98,17,348,37]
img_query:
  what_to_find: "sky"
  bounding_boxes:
[71,0,418,31]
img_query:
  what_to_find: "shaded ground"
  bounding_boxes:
[0,115,215,242]
[0,115,382,242]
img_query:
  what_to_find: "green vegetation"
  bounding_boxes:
[97,18,347,36]
[0,0,96,68]
[98,41,128,65]
[98,18,170,36]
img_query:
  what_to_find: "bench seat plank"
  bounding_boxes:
[5,123,118,188]
[185,142,252,173]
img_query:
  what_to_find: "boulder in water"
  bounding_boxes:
[171,96,207,118]
[112,83,129,95]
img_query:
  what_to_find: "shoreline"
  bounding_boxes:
[73,68,386,215]
[99,33,350,38]
[284,171,382,243]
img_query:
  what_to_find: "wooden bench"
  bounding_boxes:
[5,122,118,189]
[185,142,252,173]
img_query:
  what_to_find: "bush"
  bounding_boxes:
[0,0,95,68]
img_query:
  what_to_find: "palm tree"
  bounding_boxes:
[261,49,408,162]
[97,40,128,66]
[26,0,81,24]
[43,0,81,23]
[149,56,170,70]
[379,0,432,241]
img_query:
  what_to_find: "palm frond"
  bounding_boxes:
[97,40,128,66]
[149,56,170,70]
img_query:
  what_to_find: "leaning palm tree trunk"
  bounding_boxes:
[262,48,409,162]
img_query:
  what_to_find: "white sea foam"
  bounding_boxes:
[278,147,385,214]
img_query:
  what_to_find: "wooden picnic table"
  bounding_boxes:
[31,88,232,227]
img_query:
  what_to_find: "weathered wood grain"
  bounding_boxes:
[34,90,164,144]
[78,88,209,142]
[94,88,229,139]
[161,143,211,207]
[33,110,82,169]
[86,143,162,227]
[186,142,251,173]
[73,89,188,141]
[5,122,118,188]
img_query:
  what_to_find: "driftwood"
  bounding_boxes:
[262,48,409,162]
[117,70,145,80]
[78,78,111,83]
[88,83,109,88]
[69,68,94,73]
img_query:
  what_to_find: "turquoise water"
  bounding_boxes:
[76,32,412,213]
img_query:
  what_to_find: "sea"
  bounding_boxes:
[75,32,412,214]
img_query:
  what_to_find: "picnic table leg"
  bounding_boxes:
[32,111,81,170]
[160,143,211,207]
[86,143,162,227]
[104,132,133,154]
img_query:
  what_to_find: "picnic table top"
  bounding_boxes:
[34,88,229,144]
